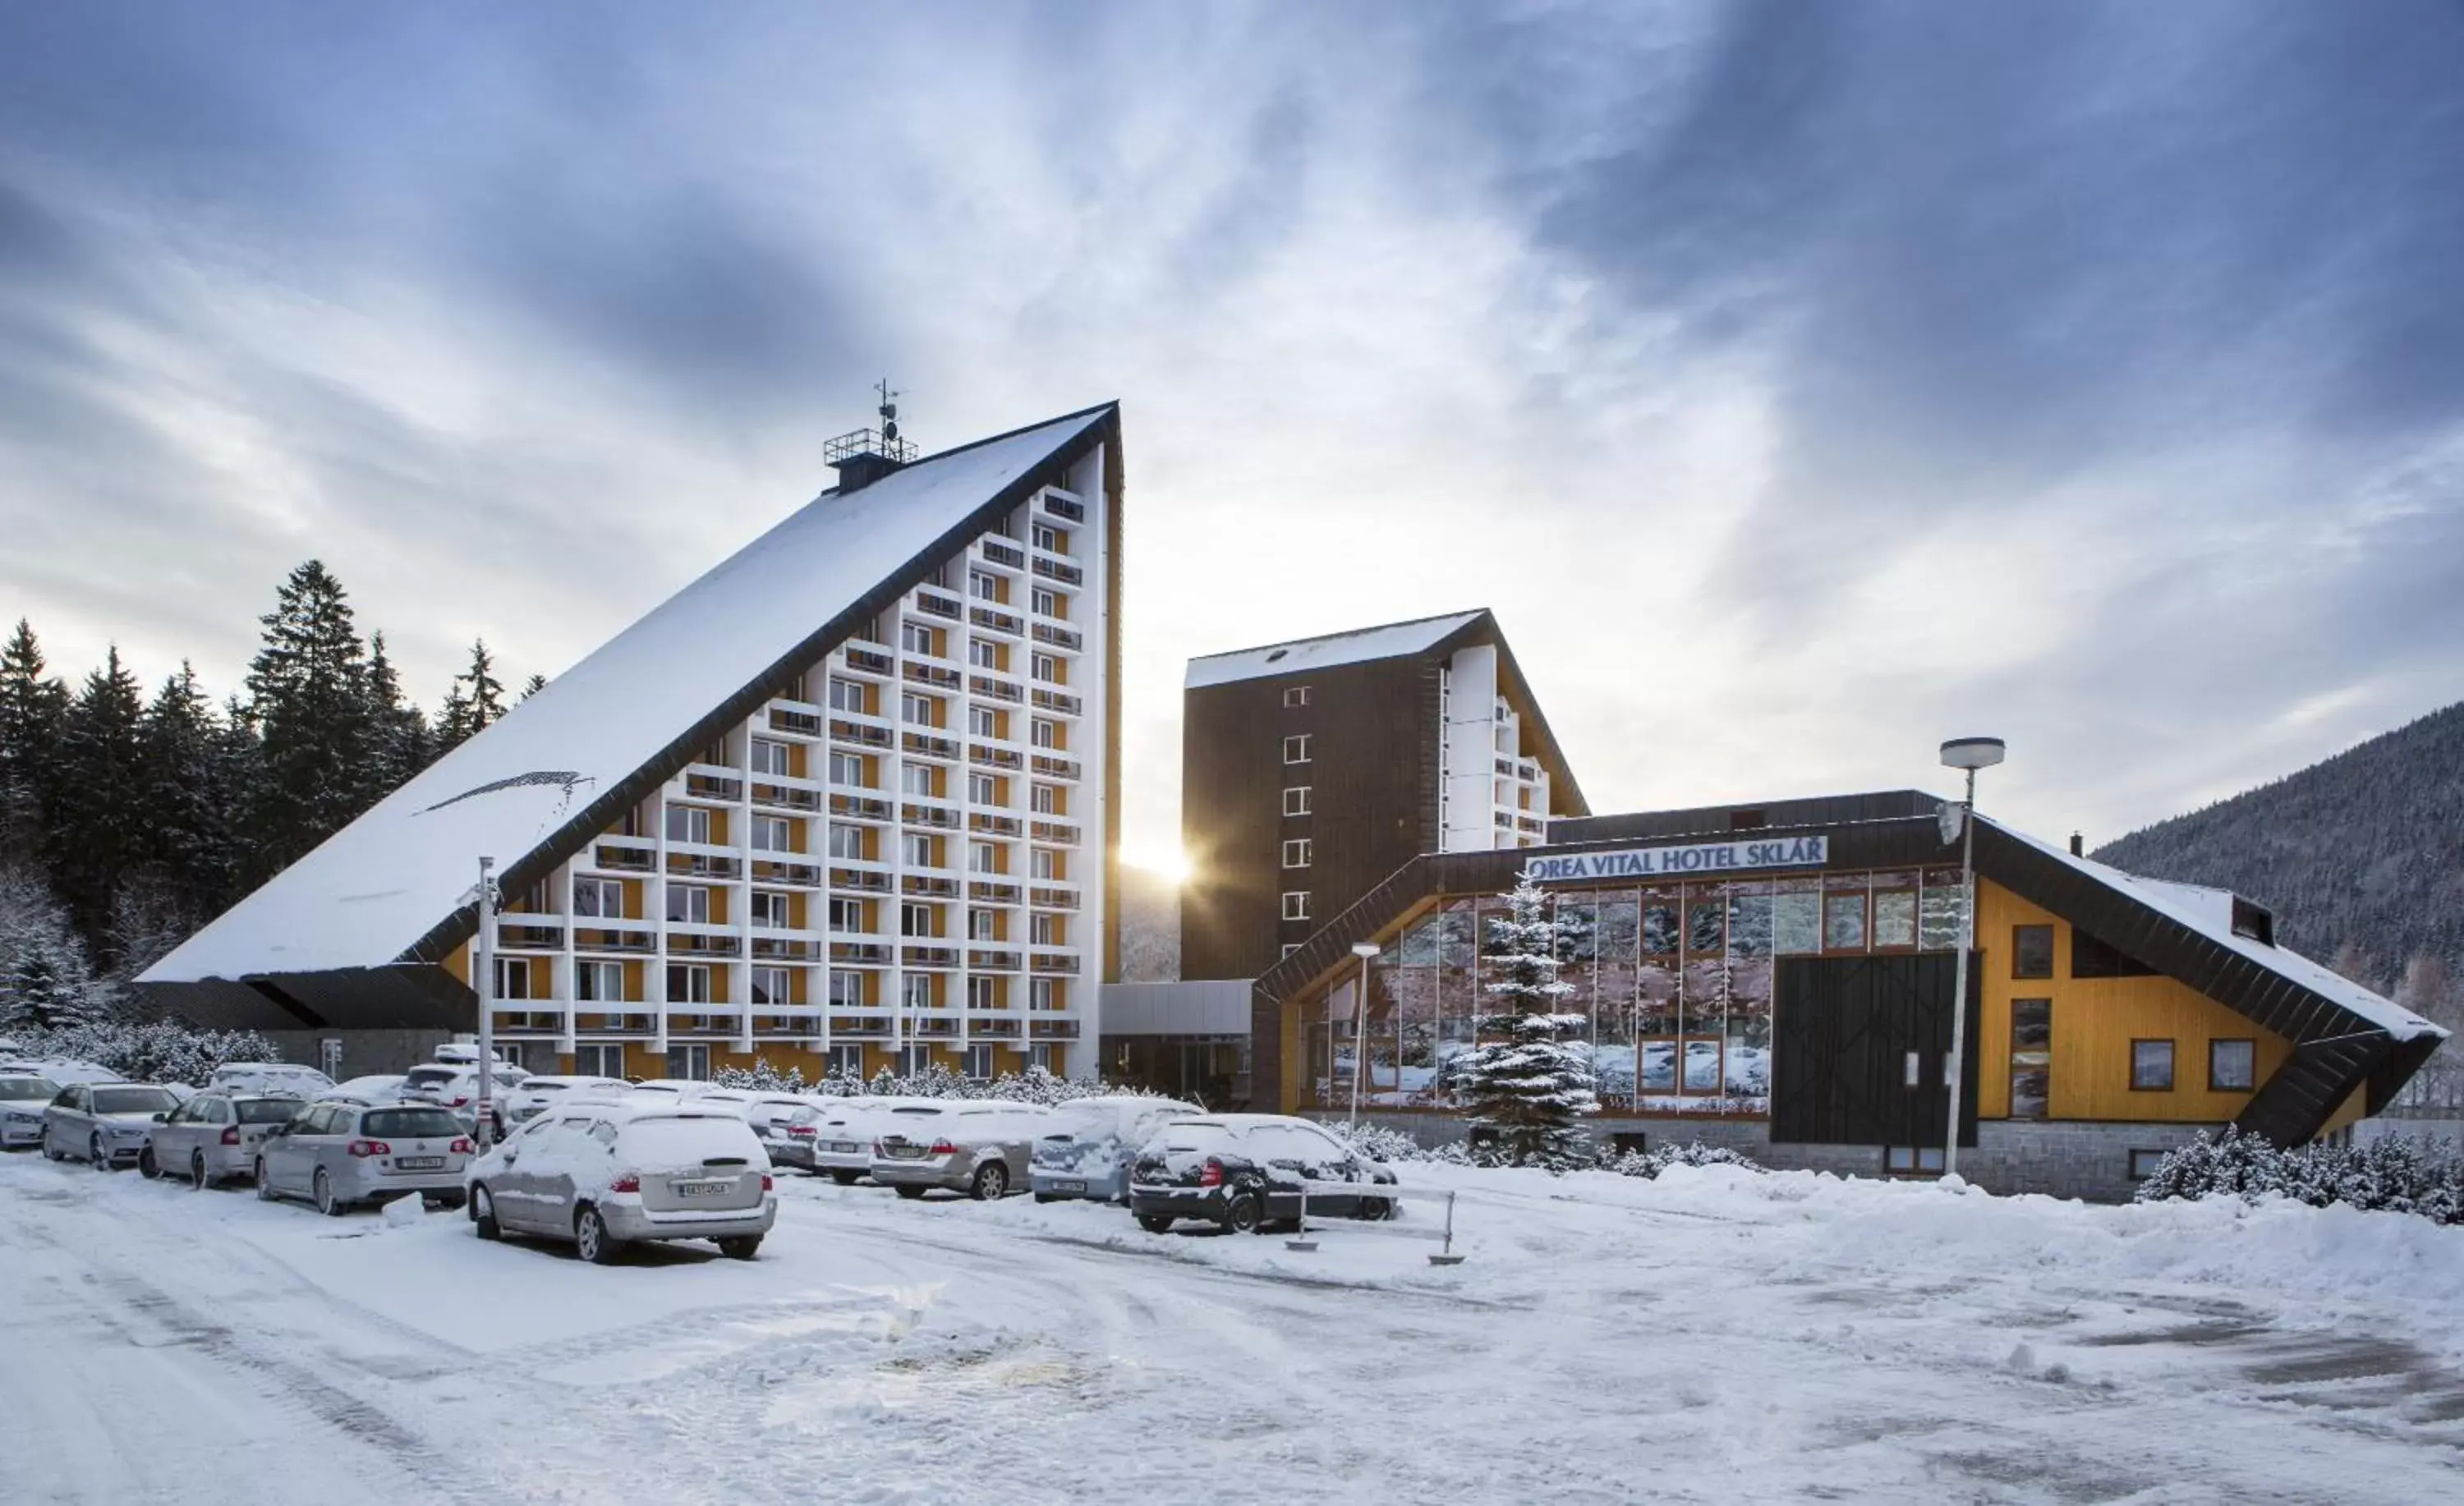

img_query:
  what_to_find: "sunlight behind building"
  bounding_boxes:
[1120,840,1193,885]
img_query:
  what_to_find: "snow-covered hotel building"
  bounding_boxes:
[140,406,1124,1083]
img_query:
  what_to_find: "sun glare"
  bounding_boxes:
[1123,843,1193,885]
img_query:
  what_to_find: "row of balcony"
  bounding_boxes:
[489,1011,1083,1042]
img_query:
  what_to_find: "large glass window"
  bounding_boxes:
[1919,871,1966,950]
[2209,1039,2255,1092]
[2131,1039,2175,1091]
[1772,879,1821,955]
[2010,999,2052,1119]
[1724,884,1773,957]
[2012,925,2054,979]
[1822,884,1866,951]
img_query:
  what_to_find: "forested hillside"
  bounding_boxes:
[2093,700,2464,998]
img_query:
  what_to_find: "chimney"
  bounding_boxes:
[828,449,904,493]
[2069,832,2084,857]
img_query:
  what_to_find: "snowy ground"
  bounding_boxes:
[5,1150,2464,1504]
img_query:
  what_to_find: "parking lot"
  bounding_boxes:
[10,1143,2464,1504]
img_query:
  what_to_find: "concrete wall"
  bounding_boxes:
[249,1029,460,1082]
[1311,1111,2225,1204]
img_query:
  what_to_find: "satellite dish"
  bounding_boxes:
[1938,801,1965,846]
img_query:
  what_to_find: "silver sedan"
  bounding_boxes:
[869,1103,1052,1201]
[255,1101,473,1215]
[1,1074,60,1149]
[43,1082,184,1168]
[145,1093,304,1187]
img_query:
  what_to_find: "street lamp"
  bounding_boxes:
[473,855,499,1150]
[1348,940,1381,1129]
[1938,737,2004,1179]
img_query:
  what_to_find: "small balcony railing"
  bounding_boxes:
[1031,953,1081,976]
[1030,688,1080,715]
[1031,556,1083,586]
[968,673,1023,704]
[1040,493,1085,522]
[978,539,1027,569]
[1030,885,1079,911]
[969,811,1022,837]
[1030,754,1080,780]
[830,866,892,893]
[1030,820,1079,845]
[903,731,961,760]
[829,941,891,966]
[903,662,962,690]
[969,746,1023,771]
[968,948,1021,971]
[829,793,892,821]
[901,944,960,969]
[844,645,894,676]
[1032,623,1082,651]
[971,606,1023,637]
[901,801,962,829]
[830,718,891,748]
[968,880,1021,905]
[901,874,958,898]
[914,591,961,620]
[769,708,823,737]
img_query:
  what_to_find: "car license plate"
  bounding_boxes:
[673,1180,729,1196]
[1055,1180,1086,1194]
[395,1156,445,1171]
[827,1141,858,1154]
[888,1145,929,1159]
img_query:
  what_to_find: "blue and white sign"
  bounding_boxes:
[1526,835,1829,883]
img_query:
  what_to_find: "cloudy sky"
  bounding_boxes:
[4,2,2461,870]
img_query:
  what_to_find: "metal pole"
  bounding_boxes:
[475,855,497,1150]
[1942,767,1976,1178]
[1348,953,1369,1130]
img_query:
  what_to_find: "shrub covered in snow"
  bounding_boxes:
[2135,1127,2464,1224]
[5,1019,284,1086]
[1599,1141,1766,1180]
[802,1063,1126,1105]
[710,1060,811,1093]
[1320,1120,1432,1164]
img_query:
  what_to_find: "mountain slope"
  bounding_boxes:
[2091,700,2464,993]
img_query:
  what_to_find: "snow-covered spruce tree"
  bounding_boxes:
[1451,870,1599,1166]
[0,863,110,1030]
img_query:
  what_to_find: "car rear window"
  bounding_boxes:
[237,1099,305,1123]
[0,1077,57,1100]
[93,1086,179,1114]
[403,1067,457,1086]
[363,1108,464,1139]
[620,1116,761,1165]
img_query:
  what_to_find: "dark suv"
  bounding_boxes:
[1126,1113,1397,1234]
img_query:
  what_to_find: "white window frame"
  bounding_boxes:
[827,897,866,933]
[1283,686,1310,708]
[1282,838,1312,869]
[751,815,793,852]
[827,824,866,861]
[667,963,713,1005]
[665,884,711,925]
[900,622,940,658]
[1030,978,1061,1012]
[750,737,792,776]
[1031,847,1064,880]
[750,890,790,929]
[826,1044,864,1077]
[1032,522,1068,554]
[1281,890,1311,922]
[969,705,1002,739]
[969,841,1002,875]
[493,957,531,1001]
[963,1044,995,1080]
[1031,586,1065,620]
[901,901,938,938]
[828,678,867,714]
[902,974,935,1010]
[664,806,712,845]
[1283,786,1312,817]
[903,833,939,869]
[1031,783,1062,815]
[829,751,872,788]
[968,907,998,941]
[1031,718,1061,750]
[751,967,791,1008]
[827,971,864,1008]
[573,876,623,919]
[574,1043,625,1077]
[967,976,999,1010]
[1283,734,1311,764]
[665,1044,711,1082]
[1031,652,1061,683]
[576,960,624,1003]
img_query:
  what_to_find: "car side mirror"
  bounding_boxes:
[153,1112,169,1122]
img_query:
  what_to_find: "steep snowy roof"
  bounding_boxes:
[143,405,1115,986]
[1988,819,2441,1043]
[1184,611,1485,690]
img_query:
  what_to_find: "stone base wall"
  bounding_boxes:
[1312,1109,2223,1204]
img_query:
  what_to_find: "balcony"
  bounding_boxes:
[666,854,741,879]
[752,858,821,887]
[1040,492,1085,523]
[968,948,1021,971]
[914,590,962,621]
[829,941,891,966]
[901,874,959,898]
[830,865,892,893]
[969,1016,1023,1040]
[497,922,563,951]
[1030,687,1080,716]
[910,1015,961,1040]
[969,745,1023,772]
[1031,556,1083,586]
[685,773,742,802]
[968,879,1022,905]
[1517,814,1547,834]
[769,707,823,737]
[1030,885,1079,911]
[971,606,1023,637]
[969,811,1022,837]
[751,937,821,962]
[902,730,961,761]
[830,1017,892,1040]
[968,673,1023,704]
[573,927,655,954]
[591,842,655,874]
[752,783,821,813]
[1030,754,1080,780]
[829,792,893,821]
[1031,953,1081,976]
[903,661,962,691]
[668,933,742,959]
[1029,1018,1081,1040]
[830,718,891,749]
[1030,820,1080,845]
[843,645,894,677]
[901,944,960,969]
[1032,622,1082,651]
[901,801,962,829]
[978,539,1026,569]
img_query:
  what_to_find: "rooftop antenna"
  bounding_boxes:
[826,379,915,489]
[876,378,903,448]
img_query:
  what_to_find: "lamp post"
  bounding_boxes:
[1938,737,2005,1179]
[473,855,499,1151]
[1348,940,1381,1129]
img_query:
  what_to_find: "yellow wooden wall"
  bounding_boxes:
[1974,879,2289,1123]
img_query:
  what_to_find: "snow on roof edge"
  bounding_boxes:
[1184,610,1485,689]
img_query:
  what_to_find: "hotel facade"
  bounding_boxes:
[140,406,1125,1083]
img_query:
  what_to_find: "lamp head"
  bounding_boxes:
[1939,736,2007,772]
[1351,941,1382,959]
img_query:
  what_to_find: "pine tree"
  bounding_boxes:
[245,561,373,877]
[0,863,108,1030]
[1451,870,1600,1164]
[50,645,148,953]
[362,631,432,793]
[0,619,68,865]
[520,673,547,701]
[435,639,507,752]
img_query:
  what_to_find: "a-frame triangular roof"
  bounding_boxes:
[144,403,1119,1001]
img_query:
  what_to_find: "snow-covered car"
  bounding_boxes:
[319,1074,414,1107]
[1127,1114,1397,1235]
[255,1100,475,1215]
[502,1075,632,1125]
[1028,1095,1202,1204]
[466,1104,775,1264]
[144,1091,305,1187]
[204,1062,338,1099]
[2,1056,116,1086]
[807,1096,938,1184]
[41,1081,186,1169]
[688,1090,816,1146]
[766,1103,830,1171]
[401,1062,532,1115]
[868,1101,1053,1201]
[623,1078,712,1104]
[0,1072,62,1149]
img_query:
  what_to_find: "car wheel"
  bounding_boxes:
[718,1235,761,1261]
[830,1169,861,1186]
[314,1169,346,1217]
[191,1152,211,1191]
[576,1206,620,1265]
[1221,1190,1264,1235]
[894,1184,927,1200]
[90,1134,111,1170]
[471,1185,501,1241]
[44,1132,64,1162]
[255,1159,274,1199]
[1136,1214,1175,1234]
[1358,1197,1395,1222]
[1033,1191,1058,1204]
[970,1162,1009,1201]
[138,1146,160,1179]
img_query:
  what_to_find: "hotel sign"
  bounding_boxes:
[1526,834,1829,882]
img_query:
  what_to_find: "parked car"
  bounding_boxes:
[145,1092,305,1187]
[1127,1114,1398,1234]
[502,1075,632,1125]
[320,1074,413,1107]
[869,1101,1052,1201]
[42,1082,186,1169]
[255,1100,474,1215]
[767,1103,830,1171]
[1029,1095,1203,1203]
[465,1104,775,1264]
[690,1090,816,1147]
[0,1072,61,1150]
[402,1062,531,1118]
[809,1097,937,1184]
[205,1062,337,1099]
[622,1079,711,1104]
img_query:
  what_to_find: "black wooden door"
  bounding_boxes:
[1771,953,1980,1147]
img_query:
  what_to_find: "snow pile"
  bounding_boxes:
[1597,1140,1765,1179]
[2135,1127,2464,1224]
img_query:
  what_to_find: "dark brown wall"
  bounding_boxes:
[1179,654,1439,980]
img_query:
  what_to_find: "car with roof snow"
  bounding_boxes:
[502,1074,632,1125]
[868,1100,1053,1201]
[807,1096,939,1183]
[1127,1113,1398,1234]
[401,1061,532,1124]
[204,1062,337,1099]
[319,1074,415,1107]
[688,1089,817,1150]
[1029,1095,1204,1204]
[0,1072,62,1150]
[144,1091,306,1187]
[254,1100,475,1215]
[41,1081,186,1169]
[465,1103,775,1264]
